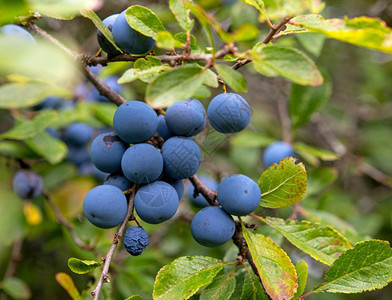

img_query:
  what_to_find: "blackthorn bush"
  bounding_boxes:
[124,226,149,256]
[12,170,43,199]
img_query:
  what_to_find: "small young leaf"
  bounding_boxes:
[241,268,268,300]
[313,240,392,294]
[153,256,224,300]
[0,110,58,140]
[200,272,236,300]
[215,64,247,93]
[25,131,68,164]
[125,5,166,39]
[294,261,308,300]
[68,258,102,274]
[169,0,194,32]
[1,277,31,300]
[242,224,298,300]
[293,142,340,167]
[241,0,267,19]
[258,157,307,208]
[251,43,323,86]
[264,217,352,266]
[146,64,207,108]
[81,9,122,53]
[156,31,183,49]
[174,33,199,50]
[125,296,143,300]
[55,272,82,300]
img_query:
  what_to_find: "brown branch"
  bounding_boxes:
[189,174,219,206]
[91,186,137,300]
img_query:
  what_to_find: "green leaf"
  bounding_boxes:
[203,68,219,88]
[0,110,58,140]
[192,84,211,99]
[0,82,70,109]
[263,217,352,266]
[231,131,276,148]
[25,131,68,164]
[306,167,338,197]
[297,33,326,57]
[242,224,298,300]
[251,43,323,86]
[119,65,171,84]
[242,0,266,15]
[258,157,307,208]
[81,9,122,53]
[169,0,194,32]
[153,256,224,300]
[156,31,183,49]
[294,261,308,300]
[125,5,166,39]
[283,14,392,54]
[0,0,29,25]
[174,33,199,50]
[215,64,247,93]
[200,272,236,300]
[146,64,207,108]
[289,73,332,129]
[91,102,117,126]
[55,272,81,300]
[240,268,268,300]
[1,277,31,300]
[0,141,39,159]
[68,258,102,274]
[314,240,392,294]
[293,142,340,167]
[134,56,162,69]
[28,0,94,19]
[232,23,260,42]
[125,296,143,300]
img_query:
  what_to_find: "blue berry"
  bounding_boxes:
[163,176,184,199]
[63,123,93,147]
[97,14,121,55]
[263,141,296,168]
[90,132,128,173]
[207,93,251,133]
[124,226,149,256]
[217,174,261,216]
[165,99,206,136]
[135,181,179,224]
[113,101,158,144]
[156,114,173,141]
[83,185,127,229]
[12,170,43,199]
[191,206,235,247]
[1,24,35,44]
[112,10,155,55]
[187,175,218,207]
[161,137,202,179]
[121,143,163,184]
[103,173,133,191]
[78,163,109,182]
[67,146,90,166]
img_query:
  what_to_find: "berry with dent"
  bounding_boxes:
[124,226,149,256]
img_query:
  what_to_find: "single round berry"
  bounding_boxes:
[12,170,43,199]
[165,99,206,136]
[217,174,261,216]
[33,96,64,110]
[161,137,202,180]
[263,141,296,168]
[156,114,173,141]
[103,173,133,191]
[124,226,149,256]
[97,14,121,55]
[90,132,128,173]
[134,181,179,224]
[83,185,127,229]
[67,146,90,166]
[112,10,155,55]
[63,123,93,147]
[113,101,158,144]
[164,177,184,199]
[121,143,163,184]
[187,175,218,207]
[191,206,235,247]
[1,24,36,44]
[207,93,251,133]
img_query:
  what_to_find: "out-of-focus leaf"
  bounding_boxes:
[25,131,67,164]
[294,142,340,167]
[125,296,143,300]
[242,224,298,300]
[251,43,323,86]
[192,84,211,99]
[294,261,308,300]
[23,201,43,226]
[313,240,392,294]
[230,131,276,148]
[68,258,102,274]
[174,33,199,50]
[0,0,29,25]
[55,272,82,300]
[169,0,194,32]
[200,272,236,300]
[233,23,260,42]
[156,31,183,49]
[29,0,100,19]
[2,277,31,300]
[297,33,326,57]
[215,64,247,93]
[91,102,117,126]
[125,5,166,39]
[0,141,39,159]
[153,256,224,300]
[306,167,338,197]
[258,157,307,208]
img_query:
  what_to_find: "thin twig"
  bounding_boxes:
[189,174,219,206]
[91,186,137,300]
[0,240,23,300]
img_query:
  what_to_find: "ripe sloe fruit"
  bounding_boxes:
[67,146,90,166]
[90,132,128,173]
[156,114,172,141]
[207,93,251,133]
[187,175,218,207]
[112,10,155,55]
[121,143,163,184]
[161,137,202,179]
[63,123,93,147]
[134,181,179,224]
[217,174,261,216]
[263,141,296,168]
[113,101,158,144]
[103,173,133,191]
[165,99,206,136]
[13,170,43,199]
[83,185,127,229]
[97,14,121,55]
[124,226,149,256]
[191,206,235,247]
